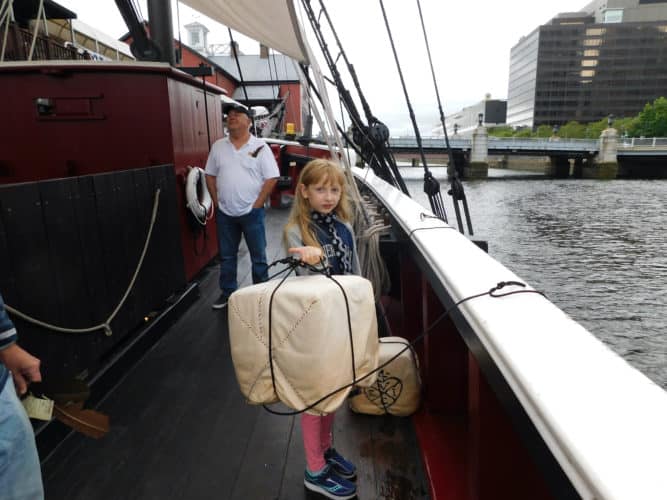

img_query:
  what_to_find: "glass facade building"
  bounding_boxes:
[507,3,667,128]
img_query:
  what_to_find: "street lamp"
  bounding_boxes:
[453,123,459,136]
[478,113,484,127]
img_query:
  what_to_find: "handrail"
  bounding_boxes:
[2,23,83,62]
[354,165,667,499]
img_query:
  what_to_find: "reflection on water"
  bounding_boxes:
[406,172,667,389]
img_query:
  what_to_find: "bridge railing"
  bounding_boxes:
[619,137,667,148]
[390,136,667,151]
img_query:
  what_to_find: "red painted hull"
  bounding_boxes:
[0,61,222,281]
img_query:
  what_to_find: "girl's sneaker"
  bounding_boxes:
[324,448,357,480]
[304,465,357,499]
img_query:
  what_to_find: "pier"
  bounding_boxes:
[389,132,667,179]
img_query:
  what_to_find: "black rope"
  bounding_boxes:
[175,0,183,64]
[201,74,211,150]
[409,212,490,239]
[377,0,447,222]
[228,28,249,103]
[415,0,473,234]
[298,63,407,192]
[268,50,279,100]
[299,0,410,196]
[263,257,357,412]
[259,259,545,416]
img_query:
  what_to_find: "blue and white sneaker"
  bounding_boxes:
[324,448,357,480]
[304,465,357,499]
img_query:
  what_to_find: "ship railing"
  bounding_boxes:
[2,23,83,62]
[354,165,667,499]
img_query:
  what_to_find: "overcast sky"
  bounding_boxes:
[57,0,586,135]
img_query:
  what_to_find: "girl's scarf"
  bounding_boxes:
[311,211,352,274]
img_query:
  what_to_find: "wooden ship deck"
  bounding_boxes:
[41,209,430,500]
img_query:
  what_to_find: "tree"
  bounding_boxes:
[632,97,667,137]
[488,126,515,137]
[584,117,608,139]
[558,121,586,138]
[535,124,553,138]
[514,127,533,138]
[614,116,637,138]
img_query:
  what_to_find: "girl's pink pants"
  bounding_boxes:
[301,412,335,471]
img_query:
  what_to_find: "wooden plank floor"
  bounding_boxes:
[41,208,429,500]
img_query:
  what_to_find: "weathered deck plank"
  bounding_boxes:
[42,208,429,500]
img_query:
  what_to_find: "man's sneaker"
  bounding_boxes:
[324,448,357,480]
[304,465,356,499]
[212,293,229,310]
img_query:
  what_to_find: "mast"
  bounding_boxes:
[147,0,175,65]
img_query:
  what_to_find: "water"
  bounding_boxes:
[403,169,667,389]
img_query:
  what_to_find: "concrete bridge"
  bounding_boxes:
[388,132,667,179]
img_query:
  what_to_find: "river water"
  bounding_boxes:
[401,168,667,390]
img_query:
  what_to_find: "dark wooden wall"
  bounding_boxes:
[0,165,185,381]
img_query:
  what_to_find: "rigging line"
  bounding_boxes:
[201,75,211,150]
[299,0,365,133]
[271,52,279,100]
[227,28,249,103]
[266,48,278,100]
[377,0,448,221]
[27,0,45,61]
[299,38,401,192]
[302,66,402,189]
[314,0,409,196]
[339,91,351,167]
[0,0,13,62]
[316,0,374,124]
[299,15,381,181]
[415,0,473,235]
[175,0,183,64]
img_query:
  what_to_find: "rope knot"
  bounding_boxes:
[492,281,526,293]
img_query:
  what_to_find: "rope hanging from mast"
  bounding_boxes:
[415,0,474,235]
[299,0,409,195]
[227,28,249,104]
[377,0,448,222]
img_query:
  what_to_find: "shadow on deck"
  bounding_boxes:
[41,208,429,500]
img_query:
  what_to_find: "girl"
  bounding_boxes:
[284,159,359,500]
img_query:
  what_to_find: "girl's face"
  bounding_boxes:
[300,178,342,214]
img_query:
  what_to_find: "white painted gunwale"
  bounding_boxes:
[354,166,667,500]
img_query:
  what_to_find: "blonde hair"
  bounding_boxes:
[284,159,351,249]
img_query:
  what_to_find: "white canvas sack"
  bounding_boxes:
[228,274,379,415]
[349,336,421,416]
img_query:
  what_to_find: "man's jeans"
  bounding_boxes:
[0,376,44,500]
[216,207,269,297]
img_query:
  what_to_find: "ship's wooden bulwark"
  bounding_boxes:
[0,165,184,381]
[0,61,223,281]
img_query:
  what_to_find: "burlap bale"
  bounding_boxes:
[228,275,378,415]
[349,336,421,416]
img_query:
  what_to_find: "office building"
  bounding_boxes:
[507,0,667,127]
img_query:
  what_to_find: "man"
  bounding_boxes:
[0,293,44,499]
[205,104,279,309]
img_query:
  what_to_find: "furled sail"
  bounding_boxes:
[179,0,309,63]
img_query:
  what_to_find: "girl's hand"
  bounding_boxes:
[288,246,324,266]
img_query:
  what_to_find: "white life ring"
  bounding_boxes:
[185,166,213,224]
